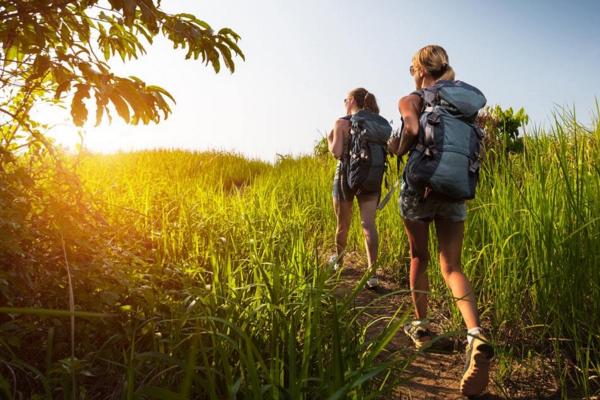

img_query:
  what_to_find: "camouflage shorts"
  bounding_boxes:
[399,182,467,222]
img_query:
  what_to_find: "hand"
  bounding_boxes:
[387,135,400,155]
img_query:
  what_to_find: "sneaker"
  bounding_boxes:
[403,319,434,350]
[366,276,379,289]
[328,255,340,271]
[460,334,494,396]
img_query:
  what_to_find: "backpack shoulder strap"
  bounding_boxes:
[406,89,436,149]
[419,87,442,151]
[423,87,441,110]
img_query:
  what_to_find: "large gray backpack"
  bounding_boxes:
[343,110,392,193]
[404,80,486,201]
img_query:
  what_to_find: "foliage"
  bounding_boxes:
[0,0,244,155]
[0,150,409,399]
[313,134,330,158]
[2,107,600,397]
[470,111,600,396]
[477,105,529,156]
[0,5,246,396]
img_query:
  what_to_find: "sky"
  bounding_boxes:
[45,0,600,162]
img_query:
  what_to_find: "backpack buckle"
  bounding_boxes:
[427,112,441,125]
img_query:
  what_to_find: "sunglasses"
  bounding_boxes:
[409,65,415,76]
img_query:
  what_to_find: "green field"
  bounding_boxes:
[1,112,599,398]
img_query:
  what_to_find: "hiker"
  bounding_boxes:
[388,45,494,396]
[327,88,392,289]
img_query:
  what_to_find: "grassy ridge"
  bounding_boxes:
[1,110,599,398]
[80,110,599,395]
[0,150,408,399]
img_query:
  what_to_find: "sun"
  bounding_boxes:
[31,102,148,154]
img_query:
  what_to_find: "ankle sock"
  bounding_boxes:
[467,327,482,345]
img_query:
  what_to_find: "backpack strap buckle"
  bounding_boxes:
[469,159,481,173]
[415,143,437,157]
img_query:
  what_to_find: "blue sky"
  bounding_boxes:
[48,0,600,161]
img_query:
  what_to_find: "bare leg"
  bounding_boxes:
[403,219,430,320]
[434,219,480,329]
[357,195,379,273]
[333,198,353,265]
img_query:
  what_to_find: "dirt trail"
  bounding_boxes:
[334,254,562,400]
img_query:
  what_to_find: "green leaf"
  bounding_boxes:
[108,92,130,123]
[123,0,137,25]
[71,84,90,127]
[146,85,175,103]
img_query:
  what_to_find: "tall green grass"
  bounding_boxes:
[1,150,408,398]
[81,110,600,396]
[374,110,600,395]
[1,109,599,398]
[468,111,600,395]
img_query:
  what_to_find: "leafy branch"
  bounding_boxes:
[0,0,244,139]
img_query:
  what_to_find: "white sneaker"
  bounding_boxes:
[366,276,379,289]
[328,255,340,271]
[403,319,434,349]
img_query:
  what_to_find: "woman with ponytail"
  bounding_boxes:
[389,45,494,396]
[327,88,391,289]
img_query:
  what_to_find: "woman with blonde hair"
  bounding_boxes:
[328,88,391,289]
[389,45,494,396]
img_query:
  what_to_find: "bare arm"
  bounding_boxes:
[396,94,423,156]
[328,118,350,159]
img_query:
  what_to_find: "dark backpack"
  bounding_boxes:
[343,110,392,193]
[404,80,486,201]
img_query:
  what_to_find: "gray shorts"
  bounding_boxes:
[399,181,467,222]
[332,163,380,202]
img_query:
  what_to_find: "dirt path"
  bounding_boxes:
[334,253,562,400]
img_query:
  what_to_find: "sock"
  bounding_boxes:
[467,327,482,345]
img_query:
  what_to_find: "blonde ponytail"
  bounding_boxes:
[412,45,455,81]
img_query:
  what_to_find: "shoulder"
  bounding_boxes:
[399,94,423,111]
[335,116,351,129]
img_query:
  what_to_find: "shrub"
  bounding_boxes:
[477,105,529,156]
[313,134,330,158]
